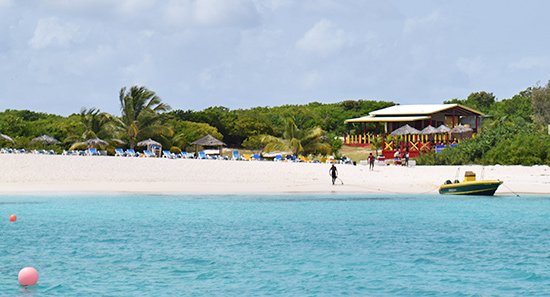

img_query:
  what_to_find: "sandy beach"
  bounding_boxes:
[0,154,548,195]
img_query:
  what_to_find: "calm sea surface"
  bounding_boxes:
[1,194,550,296]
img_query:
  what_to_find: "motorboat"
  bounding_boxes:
[439,171,503,196]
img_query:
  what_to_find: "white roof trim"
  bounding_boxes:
[369,104,459,116]
[345,115,431,123]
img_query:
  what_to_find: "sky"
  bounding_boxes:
[1,0,550,116]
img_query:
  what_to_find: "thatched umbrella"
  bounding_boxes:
[435,125,451,133]
[191,134,226,156]
[85,137,108,148]
[420,125,438,135]
[450,125,473,140]
[137,138,162,156]
[31,135,60,145]
[0,133,15,143]
[390,124,420,136]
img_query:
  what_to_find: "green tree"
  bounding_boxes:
[466,91,496,112]
[170,120,222,149]
[118,86,173,148]
[531,81,550,130]
[79,108,118,140]
[263,117,331,156]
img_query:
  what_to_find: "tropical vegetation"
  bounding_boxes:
[0,81,549,165]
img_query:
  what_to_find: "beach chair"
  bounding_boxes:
[125,149,138,157]
[274,154,283,161]
[115,148,126,157]
[198,151,208,159]
[177,151,188,159]
[86,148,100,156]
[143,150,155,157]
[298,155,309,163]
[162,150,175,159]
[232,150,242,160]
[252,153,261,161]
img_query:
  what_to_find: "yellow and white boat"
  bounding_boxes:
[439,171,503,196]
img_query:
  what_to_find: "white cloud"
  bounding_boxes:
[28,17,79,49]
[0,0,13,8]
[40,0,154,17]
[403,11,441,34]
[115,0,156,17]
[163,0,259,28]
[508,56,550,70]
[296,19,351,56]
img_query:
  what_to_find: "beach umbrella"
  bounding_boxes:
[137,138,162,156]
[0,133,15,143]
[390,124,420,136]
[137,138,161,147]
[450,125,473,140]
[420,125,438,135]
[85,137,108,147]
[191,134,226,155]
[31,135,60,145]
[435,125,451,133]
[110,138,127,146]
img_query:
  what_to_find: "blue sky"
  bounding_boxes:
[1,0,549,115]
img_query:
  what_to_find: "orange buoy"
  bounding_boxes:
[9,214,17,222]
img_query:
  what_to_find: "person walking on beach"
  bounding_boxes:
[368,153,375,171]
[329,164,338,185]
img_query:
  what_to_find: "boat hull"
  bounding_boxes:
[439,180,503,196]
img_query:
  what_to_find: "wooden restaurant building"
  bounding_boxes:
[344,104,484,159]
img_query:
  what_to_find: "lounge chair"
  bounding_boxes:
[115,148,126,157]
[125,149,138,157]
[179,151,189,159]
[252,153,261,161]
[86,148,100,156]
[143,150,155,157]
[232,150,242,160]
[274,154,283,161]
[162,150,176,159]
[198,151,208,159]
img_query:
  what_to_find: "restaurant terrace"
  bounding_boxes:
[344,104,484,159]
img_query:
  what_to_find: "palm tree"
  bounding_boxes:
[118,86,173,148]
[79,108,117,140]
[263,117,331,156]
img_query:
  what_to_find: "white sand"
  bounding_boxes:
[0,154,549,196]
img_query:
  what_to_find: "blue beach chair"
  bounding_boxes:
[232,150,242,160]
[115,148,126,157]
[143,150,155,157]
[162,150,176,159]
[125,149,138,157]
[86,148,100,156]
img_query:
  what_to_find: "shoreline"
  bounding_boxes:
[1,154,549,196]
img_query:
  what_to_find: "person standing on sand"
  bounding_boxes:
[368,153,375,171]
[329,164,338,185]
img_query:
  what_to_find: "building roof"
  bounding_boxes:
[344,115,431,123]
[369,104,483,116]
[191,134,226,146]
[344,104,483,123]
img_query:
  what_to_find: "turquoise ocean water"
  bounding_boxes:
[1,194,550,296]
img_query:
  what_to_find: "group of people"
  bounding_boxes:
[393,150,410,166]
